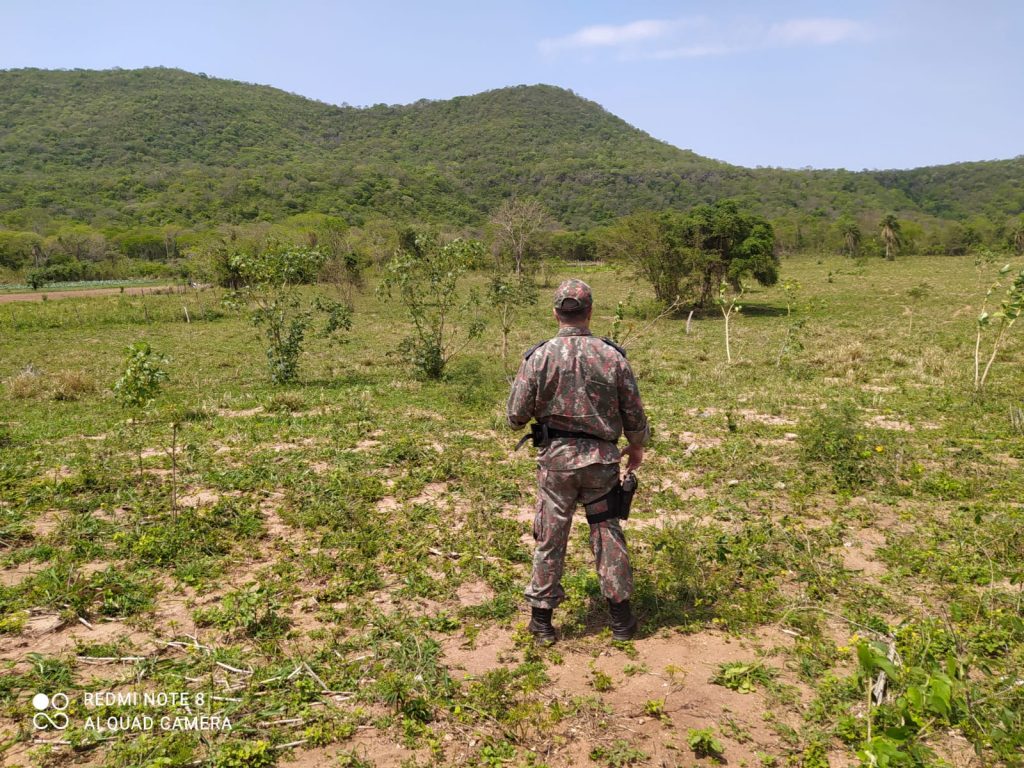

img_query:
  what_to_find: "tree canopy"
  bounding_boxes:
[600,201,779,310]
[0,68,1021,237]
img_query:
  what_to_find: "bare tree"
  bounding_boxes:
[488,197,553,275]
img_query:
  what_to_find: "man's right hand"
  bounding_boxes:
[623,445,644,474]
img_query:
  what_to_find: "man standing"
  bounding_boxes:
[508,279,650,643]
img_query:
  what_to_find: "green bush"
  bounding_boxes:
[378,232,486,379]
[113,341,168,410]
[798,402,878,490]
[229,244,352,383]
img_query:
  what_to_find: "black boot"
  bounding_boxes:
[608,599,638,641]
[528,606,557,644]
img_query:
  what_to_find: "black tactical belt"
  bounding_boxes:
[515,422,607,451]
[545,427,605,441]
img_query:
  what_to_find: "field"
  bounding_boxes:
[1,253,1022,768]
[0,284,179,304]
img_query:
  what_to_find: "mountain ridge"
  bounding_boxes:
[0,67,1021,230]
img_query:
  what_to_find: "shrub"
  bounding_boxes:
[230,244,352,383]
[590,739,648,767]
[378,232,487,379]
[113,342,168,411]
[798,402,878,490]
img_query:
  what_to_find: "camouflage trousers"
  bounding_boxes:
[525,462,634,609]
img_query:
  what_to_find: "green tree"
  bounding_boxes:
[113,342,168,411]
[974,263,1024,393]
[51,224,109,262]
[113,228,178,260]
[1011,216,1024,254]
[601,201,778,310]
[879,214,903,261]
[0,230,43,269]
[231,244,352,383]
[600,211,682,305]
[682,200,779,307]
[378,233,487,379]
[113,341,170,477]
[545,230,597,262]
[487,273,538,365]
[836,217,862,257]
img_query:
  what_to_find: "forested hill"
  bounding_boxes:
[0,67,1021,230]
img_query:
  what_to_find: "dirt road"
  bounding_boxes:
[0,285,182,303]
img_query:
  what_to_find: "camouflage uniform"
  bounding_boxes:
[508,280,650,610]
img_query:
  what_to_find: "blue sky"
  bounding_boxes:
[3,0,1022,170]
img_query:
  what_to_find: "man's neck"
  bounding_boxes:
[557,324,591,336]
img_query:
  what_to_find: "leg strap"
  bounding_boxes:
[584,482,622,524]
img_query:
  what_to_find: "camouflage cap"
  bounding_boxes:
[553,279,593,312]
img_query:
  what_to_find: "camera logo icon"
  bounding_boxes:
[32,693,70,731]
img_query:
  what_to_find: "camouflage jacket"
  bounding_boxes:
[507,327,650,469]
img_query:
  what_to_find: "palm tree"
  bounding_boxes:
[1012,216,1024,254]
[838,217,862,257]
[879,214,902,261]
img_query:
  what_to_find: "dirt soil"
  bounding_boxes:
[0,285,179,303]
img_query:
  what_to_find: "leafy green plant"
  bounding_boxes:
[106,733,198,767]
[590,667,614,692]
[687,728,725,761]
[111,341,169,476]
[852,639,977,768]
[211,740,276,768]
[798,402,879,490]
[487,273,537,364]
[230,243,352,383]
[336,751,373,768]
[711,662,777,694]
[974,263,1024,393]
[477,739,518,767]
[194,582,290,639]
[590,739,649,767]
[643,698,670,723]
[113,341,168,411]
[378,232,487,379]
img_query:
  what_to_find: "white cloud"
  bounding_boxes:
[539,19,679,53]
[767,18,867,46]
[541,16,870,59]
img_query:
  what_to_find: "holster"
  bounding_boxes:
[529,422,548,448]
[584,472,638,525]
